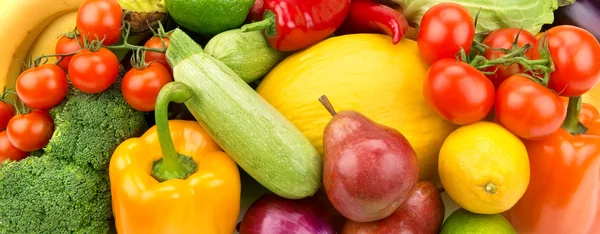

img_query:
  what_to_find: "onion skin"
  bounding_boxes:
[239,193,336,234]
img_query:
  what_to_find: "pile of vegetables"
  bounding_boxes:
[1,0,600,233]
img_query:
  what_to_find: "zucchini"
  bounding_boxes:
[204,29,288,84]
[165,28,322,199]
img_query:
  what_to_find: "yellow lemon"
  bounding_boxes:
[438,121,530,214]
[257,33,458,181]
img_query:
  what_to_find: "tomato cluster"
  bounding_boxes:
[419,3,600,140]
[1,0,174,162]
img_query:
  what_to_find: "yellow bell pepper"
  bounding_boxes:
[109,82,241,234]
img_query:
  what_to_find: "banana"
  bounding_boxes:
[27,11,79,66]
[0,0,86,92]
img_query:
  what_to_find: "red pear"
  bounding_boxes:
[319,95,420,222]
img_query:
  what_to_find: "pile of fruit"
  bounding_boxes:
[0,0,599,233]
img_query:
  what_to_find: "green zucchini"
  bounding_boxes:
[204,29,287,84]
[165,28,322,199]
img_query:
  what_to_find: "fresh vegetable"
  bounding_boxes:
[246,0,265,23]
[393,0,558,35]
[417,3,475,64]
[165,0,255,36]
[423,59,495,125]
[257,34,457,181]
[121,62,173,112]
[0,131,28,162]
[482,28,538,88]
[241,0,351,51]
[165,29,322,199]
[0,100,15,130]
[533,25,600,97]
[6,110,54,152]
[439,121,530,214]
[495,75,566,140]
[441,209,516,234]
[239,193,335,234]
[76,0,123,45]
[335,1,410,45]
[548,0,600,40]
[68,47,119,94]
[55,32,83,69]
[110,83,241,234]
[204,29,288,83]
[144,32,172,73]
[16,64,68,109]
[504,97,600,234]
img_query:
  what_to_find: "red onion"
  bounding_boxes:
[239,193,336,234]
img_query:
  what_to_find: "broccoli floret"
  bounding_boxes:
[42,74,149,170]
[0,156,112,234]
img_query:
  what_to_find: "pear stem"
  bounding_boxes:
[319,95,337,116]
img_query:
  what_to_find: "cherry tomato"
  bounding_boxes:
[0,131,28,162]
[423,59,495,125]
[533,25,600,97]
[482,28,538,88]
[495,75,567,140]
[0,101,15,130]
[121,63,173,112]
[16,64,68,109]
[144,35,171,73]
[55,34,84,69]
[417,2,475,65]
[68,48,119,94]
[76,0,123,45]
[6,110,54,152]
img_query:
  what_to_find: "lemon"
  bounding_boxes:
[438,121,530,214]
[257,34,458,181]
[440,208,516,234]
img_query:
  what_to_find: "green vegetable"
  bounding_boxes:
[394,0,558,35]
[0,69,148,233]
[165,0,254,37]
[166,28,323,199]
[205,29,288,83]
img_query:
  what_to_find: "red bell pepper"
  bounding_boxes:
[504,96,600,234]
[245,0,265,23]
[240,0,351,51]
[335,1,409,44]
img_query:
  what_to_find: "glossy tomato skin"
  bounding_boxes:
[144,36,171,73]
[482,28,537,88]
[0,131,28,163]
[55,34,84,69]
[6,110,54,152]
[417,2,475,64]
[68,48,119,94]
[495,75,567,140]
[76,0,123,45]
[423,59,495,125]
[16,64,68,109]
[534,25,600,97]
[121,63,173,112]
[0,101,15,130]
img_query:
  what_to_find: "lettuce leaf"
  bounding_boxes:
[393,0,559,35]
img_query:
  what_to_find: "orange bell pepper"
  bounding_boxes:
[504,97,600,234]
[109,82,241,234]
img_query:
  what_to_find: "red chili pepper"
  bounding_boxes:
[245,0,265,23]
[335,1,409,44]
[241,0,351,51]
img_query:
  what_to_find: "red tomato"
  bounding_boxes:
[55,34,84,69]
[76,0,123,45]
[533,25,600,97]
[68,48,119,94]
[16,64,68,109]
[6,110,54,152]
[579,103,600,124]
[417,2,475,64]
[121,63,173,112]
[423,59,495,125]
[144,35,171,73]
[482,28,538,88]
[0,101,15,130]
[495,75,567,140]
[0,131,28,162]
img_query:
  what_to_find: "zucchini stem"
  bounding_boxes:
[151,82,197,182]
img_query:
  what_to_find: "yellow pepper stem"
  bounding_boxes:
[152,82,198,182]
